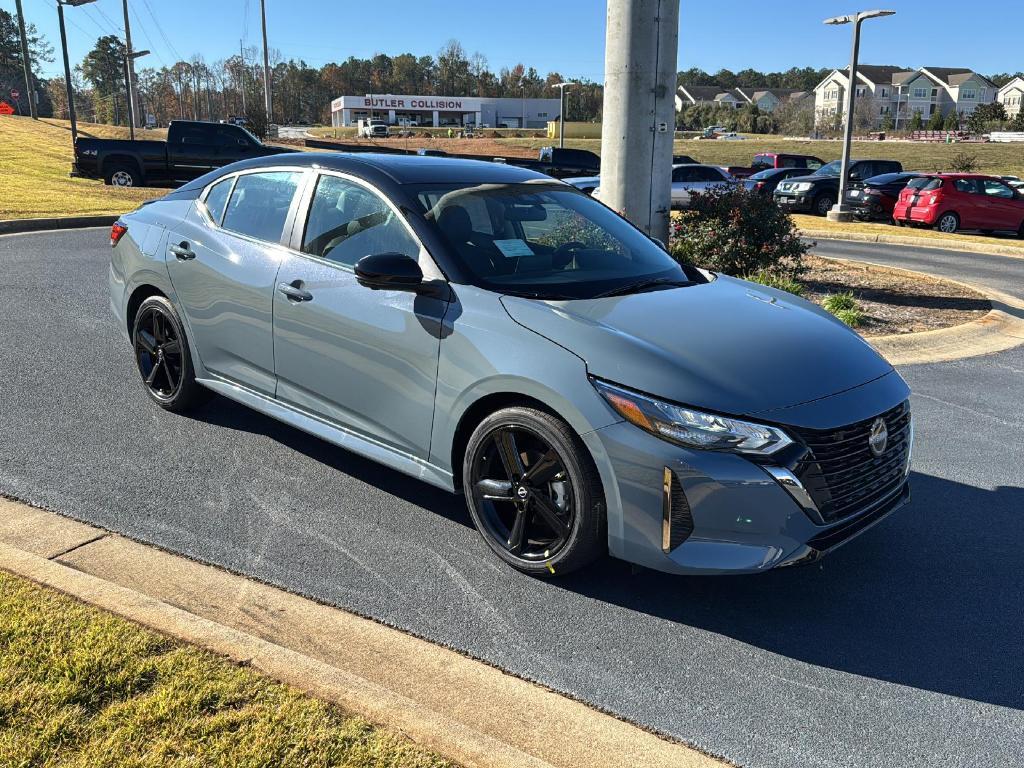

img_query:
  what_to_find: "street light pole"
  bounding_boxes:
[56,0,97,147]
[122,50,150,139]
[824,9,896,222]
[552,82,576,148]
[14,0,37,119]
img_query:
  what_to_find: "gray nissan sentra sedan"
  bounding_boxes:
[109,152,912,577]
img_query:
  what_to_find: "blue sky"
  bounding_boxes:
[7,0,1023,82]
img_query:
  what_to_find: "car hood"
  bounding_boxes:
[500,275,893,418]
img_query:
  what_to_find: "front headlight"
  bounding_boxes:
[593,379,793,456]
[791,182,813,192]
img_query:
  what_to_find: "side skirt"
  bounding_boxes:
[197,375,457,493]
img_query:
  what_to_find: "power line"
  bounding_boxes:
[140,0,183,63]
[92,3,124,35]
[128,3,166,67]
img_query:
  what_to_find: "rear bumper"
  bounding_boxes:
[893,203,938,225]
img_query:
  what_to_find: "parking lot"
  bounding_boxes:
[1,227,1021,767]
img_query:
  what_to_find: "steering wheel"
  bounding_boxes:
[553,241,587,268]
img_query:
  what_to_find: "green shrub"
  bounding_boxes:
[822,291,857,313]
[833,307,864,327]
[668,185,808,279]
[951,152,979,172]
[745,270,805,296]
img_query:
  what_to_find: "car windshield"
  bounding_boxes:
[412,181,705,299]
[750,168,785,180]
[813,161,842,176]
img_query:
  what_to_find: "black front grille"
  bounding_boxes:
[792,401,911,523]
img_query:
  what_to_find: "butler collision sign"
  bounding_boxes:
[330,93,561,129]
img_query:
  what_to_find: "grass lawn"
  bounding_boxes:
[504,135,1024,177]
[0,571,454,768]
[0,115,166,219]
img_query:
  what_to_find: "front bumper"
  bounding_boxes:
[774,193,814,213]
[581,372,912,575]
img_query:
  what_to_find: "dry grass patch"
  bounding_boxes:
[0,571,456,768]
[0,115,165,219]
[793,213,1024,251]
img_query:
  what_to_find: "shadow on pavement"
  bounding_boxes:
[558,470,1024,711]
[182,394,1023,711]
[187,394,471,529]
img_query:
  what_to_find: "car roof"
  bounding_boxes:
[671,163,719,169]
[191,151,552,186]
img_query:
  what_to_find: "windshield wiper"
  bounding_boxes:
[592,277,695,299]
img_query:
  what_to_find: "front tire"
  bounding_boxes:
[813,193,834,216]
[936,212,959,234]
[463,407,605,577]
[132,296,208,413]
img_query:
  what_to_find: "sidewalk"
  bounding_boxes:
[0,497,726,768]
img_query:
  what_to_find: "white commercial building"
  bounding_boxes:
[330,93,561,129]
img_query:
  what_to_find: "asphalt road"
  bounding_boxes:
[2,230,1022,768]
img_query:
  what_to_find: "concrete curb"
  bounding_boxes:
[0,215,119,235]
[800,228,1024,260]
[815,255,1024,365]
[0,498,726,768]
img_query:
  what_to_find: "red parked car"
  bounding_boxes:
[893,173,1024,236]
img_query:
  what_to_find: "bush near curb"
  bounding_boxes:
[669,185,809,279]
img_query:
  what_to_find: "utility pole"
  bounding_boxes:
[121,0,140,133]
[260,0,272,125]
[599,0,679,242]
[14,0,37,119]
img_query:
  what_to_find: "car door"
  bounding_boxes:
[951,178,984,228]
[271,172,448,459]
[168,124,221,180]
[980,179,1020,230]
[165,168,305,395]
[671,167,695,207]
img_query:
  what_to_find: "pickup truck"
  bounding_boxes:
[72,120,290,187]
[358,118,390,138]
[773,158,904,216]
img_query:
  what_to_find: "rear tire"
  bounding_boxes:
[936,212,959,234]
[813,194,834,216]
[463,407,605,577]
[105,163,141,187]
[131,296,209,413]
[1018,221,1024,240]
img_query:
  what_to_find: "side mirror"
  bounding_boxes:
[650,237,667,251]
[355,252,424,292]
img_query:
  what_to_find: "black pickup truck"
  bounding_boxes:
[773,158,904,216]
[72,120,290,187]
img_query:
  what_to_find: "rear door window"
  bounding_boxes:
[982,179,1014,198]
[953,179,980,194]
[221,171,302,243]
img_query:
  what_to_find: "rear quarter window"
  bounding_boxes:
[202,177,233,225]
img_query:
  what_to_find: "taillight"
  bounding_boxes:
[110,221,128,247]
[928,195,940,205]
[754,181,765,190]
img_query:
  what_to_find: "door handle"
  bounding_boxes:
[277,280,313,302]
[169,241,195,260]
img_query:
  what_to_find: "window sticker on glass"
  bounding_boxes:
[494,239,535,258]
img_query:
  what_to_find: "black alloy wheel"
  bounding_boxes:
[131,295,208,412]
[464,407,605,576]
[814,194,834,216]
